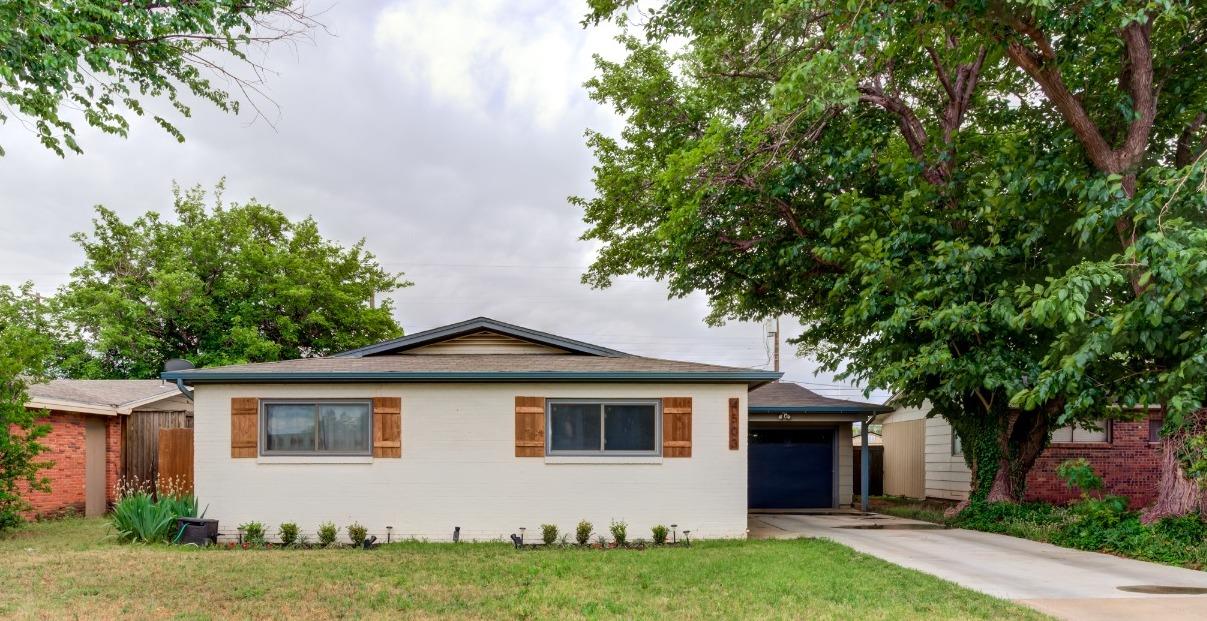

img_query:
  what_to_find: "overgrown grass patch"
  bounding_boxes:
[0,517,1045,619]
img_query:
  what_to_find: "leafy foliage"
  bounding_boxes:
[651,524,669,545]
[0,1,317,156]
[541,523,559,545]
[109,481,197,544]
[575,520,593,546]
[56,183,409,378]
[1056,459,1105,496]
[0,284,55,531]
[317,521,338,547]
[578,1,1207,502]
[239,521,266,545]
[346,522,368,546]
[278,522,299,546]
[609,519,627,546]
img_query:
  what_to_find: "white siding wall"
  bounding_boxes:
[194,382,749,541]
[924,415,972,500]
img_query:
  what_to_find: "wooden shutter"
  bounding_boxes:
[728,397,740,450]
[515,396,545,457]
[231,398,258,458]
[373,397,402,458]
[662,397,692,457]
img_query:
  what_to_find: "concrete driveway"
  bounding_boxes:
[750,511,1207,621]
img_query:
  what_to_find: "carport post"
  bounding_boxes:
[860,417,870,512]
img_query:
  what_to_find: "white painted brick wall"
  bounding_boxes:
[193,382,749,541]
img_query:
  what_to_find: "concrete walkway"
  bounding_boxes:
[749,511,1207,621]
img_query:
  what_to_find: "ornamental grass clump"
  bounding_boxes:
[541,524,559,545]
[109,476,201,544]
[575,520,592,546]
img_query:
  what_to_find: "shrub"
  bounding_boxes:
[609,520,627,546]
[541,523,559,545]
[1056,458,1104,496]
[239,521,266,545]
[278,522,299,546]
[651,524,669,545]
[575,520,592,545]
[318,521,338,546]
[346,522,368,545]
[110,492,181,543]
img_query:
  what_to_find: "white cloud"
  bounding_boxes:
[373,0,620,128]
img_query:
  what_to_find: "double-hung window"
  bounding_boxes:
[1051,420,1109,444]
[547,399,660,456]
[262,400,372,456]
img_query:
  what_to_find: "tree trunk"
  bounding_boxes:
[1142,410,1206,522]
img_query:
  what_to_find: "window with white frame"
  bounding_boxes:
[1051,420,1109,444]
[547,400,660,455]
[261,400,372,455]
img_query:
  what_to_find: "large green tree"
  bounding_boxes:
[577,1,1207,510]
[57,183,409,378]
[0,284,55,531]
[0,1,317,156]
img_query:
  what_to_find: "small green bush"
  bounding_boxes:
[346,522,368,545]
[575,520,592,545]
[540,523,559,545]
[239,521,266,544]
[317,521,339,546]
[651,524,669,545]
[1056,458,1104,496]
[609,520,627,546]
[278,522,299,546]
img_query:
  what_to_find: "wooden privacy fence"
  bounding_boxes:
[123,410,192,487]
[883,418,926,498]
[157,428,194,494]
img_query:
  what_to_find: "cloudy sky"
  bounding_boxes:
[0,0,886,404]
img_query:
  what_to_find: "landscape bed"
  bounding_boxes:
[871,496,1207,570]
[0,518,1046,620]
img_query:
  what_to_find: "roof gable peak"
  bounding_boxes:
[334,317,629,358]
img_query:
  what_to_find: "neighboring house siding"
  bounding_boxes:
[1025,417,1161,508]
[837,423,853,506]
[15,411,121,517]
[194,382,749,540]
[924,416,971,501]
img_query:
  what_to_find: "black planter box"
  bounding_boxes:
[176,517,219,546]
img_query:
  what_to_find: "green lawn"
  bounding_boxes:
[0,518,1045,620]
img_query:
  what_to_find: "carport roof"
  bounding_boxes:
[748,381,889,414]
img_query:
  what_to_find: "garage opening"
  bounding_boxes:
[748,426,835,509]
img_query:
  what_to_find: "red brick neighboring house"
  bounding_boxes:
[19,380,186,518]
[1025,411,1163,508]
[879,402,1164,508]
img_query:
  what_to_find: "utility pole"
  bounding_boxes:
[767,317,781,373]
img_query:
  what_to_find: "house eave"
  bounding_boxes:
[748,405,892,414]
[163,370,783,385]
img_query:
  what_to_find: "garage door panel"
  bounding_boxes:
[748,428,834,509]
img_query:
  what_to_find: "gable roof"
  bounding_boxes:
[26,379,185,416]
[334,317,628,358]
[748,381,889,414]
[163,317,781,386]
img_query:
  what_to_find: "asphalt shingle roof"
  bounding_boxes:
[748,381,887,412]
[173,354,769,376]
[26,379,180,409]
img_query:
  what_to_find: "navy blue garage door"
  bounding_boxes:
[748,427,834,509]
